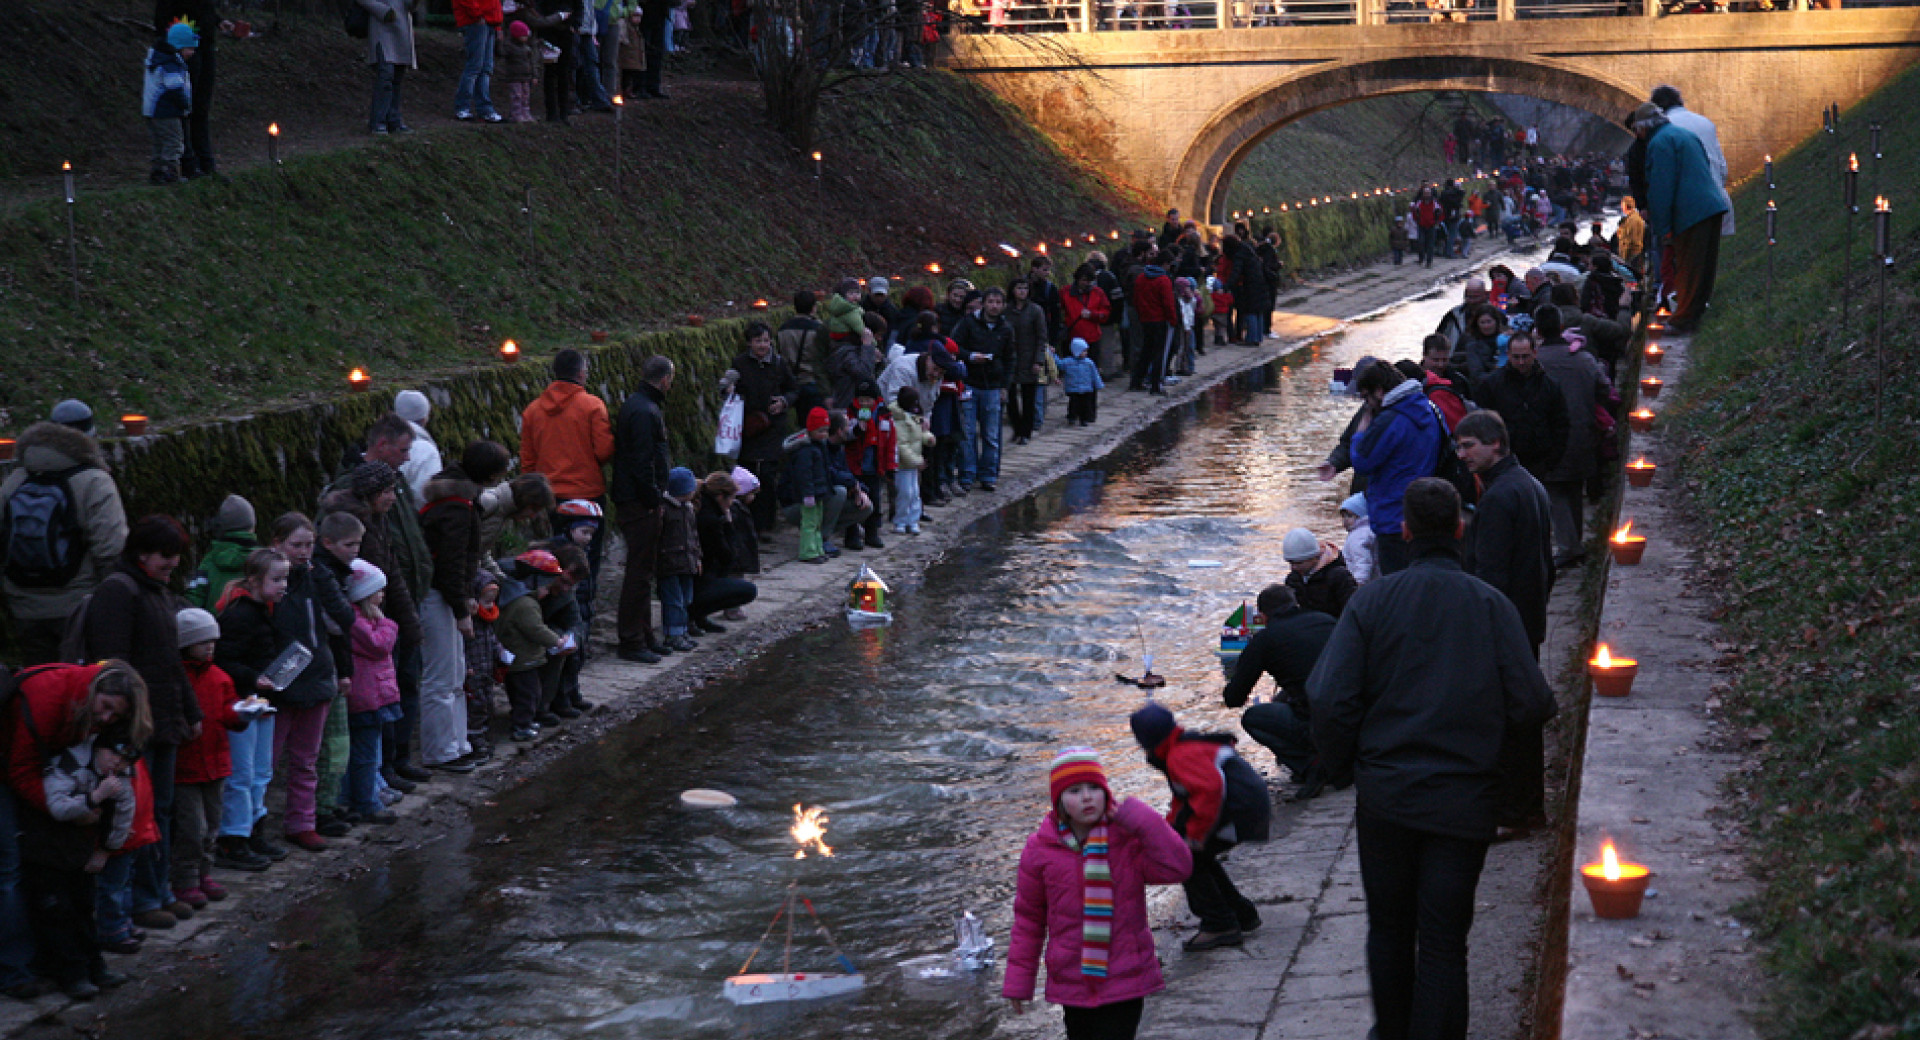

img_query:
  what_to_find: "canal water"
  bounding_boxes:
[100,281,1479,1040]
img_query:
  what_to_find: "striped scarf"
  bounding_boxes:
[1058,816,1114,978]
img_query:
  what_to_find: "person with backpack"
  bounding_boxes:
[0,406,129,667]
[1128,701,1270,952]
[80,515,201,932]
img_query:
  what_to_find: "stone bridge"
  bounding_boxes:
[944,8,1920,221]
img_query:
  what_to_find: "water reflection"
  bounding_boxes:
[97,287,1474,1040]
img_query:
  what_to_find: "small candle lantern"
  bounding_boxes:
[926,262,942,275]
[1763,154,1773,190]
[1625,458,1656,488]
[1280,203,1289,212]
[1061,238,1073,249]
[499,339,521,364]
[1639,376,1663,399]
[687,314,705,327]
[1643,343,1664,366]
[811,150,822,179]
[1109,230,1120,240]
[120,415,149,437]
[62,161,75,204]
[1608,520,1647,566]
[1628,408,1656,433]
[268,122,281,166]
[591,330,610,343]
[1588,644,1638,698]
[348,367,371,393]
[973,255,988,267]
[846,564,893,625]
[1581,840,1652,919]
[751,298,770,311]
[0,439,14,462]
[1845,153,1859,212]
[1874,196,1891,258]
[1036,242,1048,256]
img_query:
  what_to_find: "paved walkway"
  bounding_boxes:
[0,247,1530,1038]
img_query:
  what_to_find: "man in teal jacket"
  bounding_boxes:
[1635,101,1730,333]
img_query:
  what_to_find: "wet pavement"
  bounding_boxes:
[9,245,1574,1040]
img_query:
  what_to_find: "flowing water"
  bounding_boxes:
[100,283,1477,1040]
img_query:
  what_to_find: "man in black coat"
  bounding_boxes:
[1222,585,1336,800]
[725,323,799,539]
[611,356,674,663]
[1307,478,1557,1040]
[1471,331,1568,481]
[1457,411,1556,834]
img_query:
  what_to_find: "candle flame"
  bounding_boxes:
[1849,153,1859,172]
[1632,408,1654,420]
[1613,520,1634,543]
[1764,153,1771,163]
[790,804,832,859]
[1631,457,1652,469]
[1036,243,1048,254]
[1602,841,1621,881]
[269,122,280,136]
[811,151,822,162]
[1876,195,1890,213]
[1110,230,1120,239]
[62,161,71,172]
[348,367,368,382]
[973,255,987,266]
[501,339,518,354]
[1595,644,1613,668]
[926,262,942,274]
[612,94,624,106]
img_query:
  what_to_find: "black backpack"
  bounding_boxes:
[2,465,93,590]
[1219,751,1271,845]
[341,0,370,38]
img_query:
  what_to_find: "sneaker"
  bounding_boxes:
[371,126,390,136]
[286,831,327,852]
[173,887,209,910]
[380,786,406,805]
[894,525,909,535]
[824,545,842,558]
[617,646,662,664]
[481,112,505,123]
[132,909,177,930]
[909,524,921,535]
[512,727,538,742]
[214,838,270,872]
[199,878,228,901]
[454,109,475,120]
[249,831,289,861]
[666,635,698,652]
[534,712,562,727]
[428,758,476,774]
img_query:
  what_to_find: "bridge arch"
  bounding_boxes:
[1174,55,1644,225]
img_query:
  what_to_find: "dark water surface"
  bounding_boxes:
[102,290,1466,1040]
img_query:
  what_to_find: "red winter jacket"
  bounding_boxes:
[1003,797,1191,1008]
[1147,727,1235,846]
[1413,200,1441,229]
[1061,285,1111,346]
[844,404,897,477]
[453,0,503,27]
[1132,270,1176,325]
[175,658,245,786]
[5,663,106,813]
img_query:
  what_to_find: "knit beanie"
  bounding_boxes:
[350,460,399,500]
[49,399,94,434]
[210,494,256,536]
[729,465,761,497]
[1283,527,1321,563]
[806,407,831,433]
[347,560,387,603]
[1129,702,1177,754]
[166,19,200,50]
[394,390,431,424]
[1048,747,1112,809]
[1340,493,1369,519]
[666,466,698,500]
[508,19,530,37]
[175,607,220,649]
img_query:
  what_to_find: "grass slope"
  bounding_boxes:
[1223,92,1495,213]
[1668,61,1920,1040]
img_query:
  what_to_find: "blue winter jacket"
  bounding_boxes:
[1643,120,1730,240]
[143,44,193,119]
[1351,379,1444,539]
[1058,355,1104,395]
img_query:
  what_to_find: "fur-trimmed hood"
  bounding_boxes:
[420,472,482,508]
[14,421,106,474]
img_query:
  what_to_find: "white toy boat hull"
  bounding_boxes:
[723,972,865,1005]
[845,609,893,626]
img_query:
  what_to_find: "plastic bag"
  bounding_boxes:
[714,393,745,457]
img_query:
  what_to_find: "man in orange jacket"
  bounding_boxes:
[520,350,615,572]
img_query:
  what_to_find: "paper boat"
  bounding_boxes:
[722,972,864,1005]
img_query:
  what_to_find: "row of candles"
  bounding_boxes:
[1227,186,1409,222]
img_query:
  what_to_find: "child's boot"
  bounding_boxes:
[199,876,228,901]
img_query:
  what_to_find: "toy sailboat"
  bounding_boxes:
[1216,601,1264,679]
[722,883,865,1006]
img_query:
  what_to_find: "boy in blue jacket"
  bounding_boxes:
[144,20,199,185]
[1059,338,1105,426]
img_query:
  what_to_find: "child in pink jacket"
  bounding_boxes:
[1004,747,1192,1039]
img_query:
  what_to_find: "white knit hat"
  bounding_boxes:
[348,560,388,603]
[1282,528,1321,563]
[176,608,220,649]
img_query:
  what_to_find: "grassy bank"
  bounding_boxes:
[1223,92,1499,214]
[1667,62,1920,1040]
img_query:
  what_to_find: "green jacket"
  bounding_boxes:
[184,532,259,609]
[494,580,560,673]
[823,295,866,341]
[1643,120,1730,241]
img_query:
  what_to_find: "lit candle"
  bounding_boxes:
[1628,407,1656,432]
[1110,230,1120,240]
[1639,376,1663,399]
[499,339,520,364]
[1062,238,1073,248]
[1588,643,1639,697]
[1874,196,1891,259]
[62,161,74,205]
[1036,242,1048,255]
[973,255,987,267]
[0,439,14,462]
[1609,520,1647,565]
[1280,203,1289,212]
[1644,343,1664,366]
[1763,154,1772,190]
[348,367,371,392]
[1765,199,1777,245]
[1580,840,1652,919]
[1845,153,1859,212]
[751,298,770,311]
[926,262,942,275]
[1262,206,1270,214]
[120,415,149,437]
[1626,457,1656,487]
[268,123,280,165]
[811,150,822,179]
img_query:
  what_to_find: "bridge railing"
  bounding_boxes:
[947,0,1920,29]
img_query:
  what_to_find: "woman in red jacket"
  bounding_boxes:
[1062,265,1112,364]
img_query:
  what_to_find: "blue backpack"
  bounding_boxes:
[2,465,92,589]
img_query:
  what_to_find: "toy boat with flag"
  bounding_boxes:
[1216,601,1262,678]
